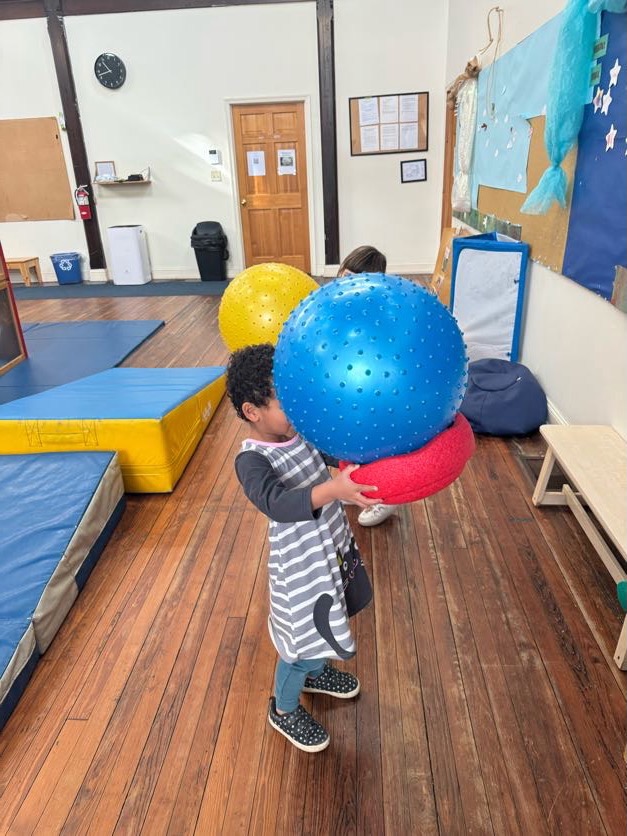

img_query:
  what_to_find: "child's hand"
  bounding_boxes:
[311,464,379,510]
[336,465,379,508]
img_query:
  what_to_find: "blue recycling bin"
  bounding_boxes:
[50,252,82,285]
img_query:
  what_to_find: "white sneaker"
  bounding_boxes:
[357,503,398,527]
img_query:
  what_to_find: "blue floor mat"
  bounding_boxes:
[12,281,226,300]
[0,320,164,405]
[0,451,125,730]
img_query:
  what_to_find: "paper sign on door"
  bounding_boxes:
[278,149,296,176]
[247,151,266,177]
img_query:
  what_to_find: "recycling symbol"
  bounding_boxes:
[59,259,73,271]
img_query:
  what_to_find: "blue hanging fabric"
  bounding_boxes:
[588,0,626,11]
[521,0,598,214]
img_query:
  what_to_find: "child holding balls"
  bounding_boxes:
[337,245,399,528]
[226,343,377,753]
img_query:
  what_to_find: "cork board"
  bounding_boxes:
[428,226,472,307]
[349,92,428,156]
[0,117,74,222]
[477,115,576,271]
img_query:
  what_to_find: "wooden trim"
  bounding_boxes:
[63,0,308,12]
[0,0,43,20]
[43,0,105,269]
[440,101,456,233]
[316,0,339,265]
[0,0,311,21]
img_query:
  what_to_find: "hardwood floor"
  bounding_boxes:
[1,294,625,834]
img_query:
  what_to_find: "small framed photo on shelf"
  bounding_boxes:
[94,160,117,182]
[400,158,427,183]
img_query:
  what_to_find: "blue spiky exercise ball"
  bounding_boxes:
[274,273,468,463]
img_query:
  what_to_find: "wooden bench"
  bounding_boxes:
[532,425,627,669]
[6,257,43,286]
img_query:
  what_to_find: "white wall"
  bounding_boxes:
[65,4,323,279]
[0,19,91,280]
[335,0,449,273]
[446,0,627,438]
[0,1,448,282]
[0,5,323,280]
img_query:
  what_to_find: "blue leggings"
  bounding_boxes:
[274,657,327,713]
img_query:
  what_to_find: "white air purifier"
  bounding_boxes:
[107,225,152,285]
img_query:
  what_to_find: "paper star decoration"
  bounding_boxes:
[605,123,617,151]
[608,59,621,89]
[601,90,613,115]
[593,87,604,112]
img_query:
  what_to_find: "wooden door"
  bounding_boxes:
[232,102,311,272]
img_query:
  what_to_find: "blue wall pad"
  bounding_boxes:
[0,451,125,731]
[0,367,227,493]
[0,319,164,405]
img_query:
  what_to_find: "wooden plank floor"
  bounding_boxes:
[1,294,625,835]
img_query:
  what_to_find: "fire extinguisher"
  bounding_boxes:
[74,185,92,221]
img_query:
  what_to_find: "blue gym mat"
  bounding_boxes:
[0,451,125,730]
[0,319,164,405]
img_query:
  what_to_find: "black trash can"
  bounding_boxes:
[191,221,229,281]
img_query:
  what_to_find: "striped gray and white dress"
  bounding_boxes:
[239,435,356,662]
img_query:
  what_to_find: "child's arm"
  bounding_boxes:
[236,450,323,522]
[235,453,378,521]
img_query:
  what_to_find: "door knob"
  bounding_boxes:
[241,198,247,206]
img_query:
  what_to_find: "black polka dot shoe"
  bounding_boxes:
[268,698,330,752]
[302,662,360,699]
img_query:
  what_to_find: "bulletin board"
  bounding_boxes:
[562,9,626,302]
[0,117,74,222]
[349,92,429,156]
[453,9,626,306]
[477,115,576,272]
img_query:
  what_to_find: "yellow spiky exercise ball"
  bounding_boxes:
[218,262,319,351]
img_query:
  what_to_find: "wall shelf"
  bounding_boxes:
[95,179,151,186]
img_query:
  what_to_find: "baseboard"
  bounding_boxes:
[150,269,202,281]
[547,399,569,426]
[40,269,108,285]
[38,264,435,284]
[84,269,108,284]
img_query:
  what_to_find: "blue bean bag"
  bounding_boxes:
[460,358,547,436]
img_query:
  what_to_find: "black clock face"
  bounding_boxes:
[94,53,126,89]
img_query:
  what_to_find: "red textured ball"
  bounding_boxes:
[340,413,475,504]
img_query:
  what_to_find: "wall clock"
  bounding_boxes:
[94,53,126,89]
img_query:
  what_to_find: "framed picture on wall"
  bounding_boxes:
[94,160,117,182]
[349,92,429,156]
[401,159,427,183]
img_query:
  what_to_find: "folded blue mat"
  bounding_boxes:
[0,451,125,730]
[0,319,164,405]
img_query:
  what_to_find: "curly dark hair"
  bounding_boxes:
[226,343,275,421]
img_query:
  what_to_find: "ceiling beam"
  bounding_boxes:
[0,0,311,18]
